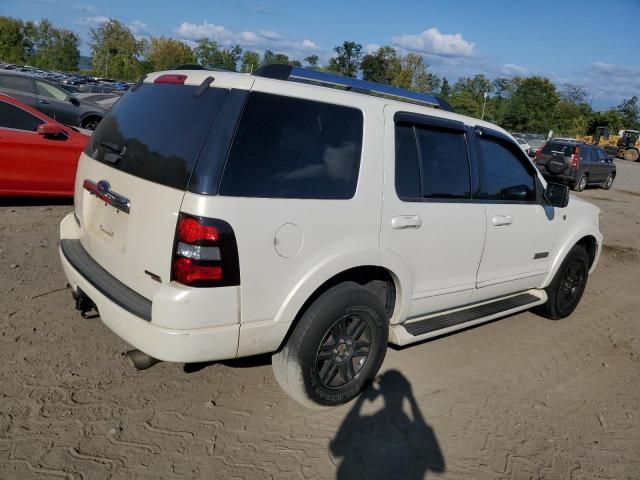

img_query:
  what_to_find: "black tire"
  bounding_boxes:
[81,116,102,131]
[272,282,389,408]
[533,245,589,320]
[573,174,587,192]
[601,173,615,190]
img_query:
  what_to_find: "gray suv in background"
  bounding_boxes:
[534,140,616,191]
[0,71,107,130]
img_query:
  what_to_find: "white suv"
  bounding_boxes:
[60,66,602,407]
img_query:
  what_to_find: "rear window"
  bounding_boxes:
[542,142,575,156]
[219,92,363,199]
[85,83,228,190]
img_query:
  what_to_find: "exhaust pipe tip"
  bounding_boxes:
[127,349,160,370]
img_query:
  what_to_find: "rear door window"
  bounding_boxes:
[220,92,363,199]
[395,123,471,200]
[0,75,35,94]
[85,83,229,190]
[0,101,43,131]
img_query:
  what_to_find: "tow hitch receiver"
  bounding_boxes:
[72,288,98,318]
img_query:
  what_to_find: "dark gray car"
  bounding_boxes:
[0,71,107,130]
[534,140,616,191]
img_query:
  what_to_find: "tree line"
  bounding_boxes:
[1,15,638,135]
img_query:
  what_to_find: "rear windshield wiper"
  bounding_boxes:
[100,141,127,163]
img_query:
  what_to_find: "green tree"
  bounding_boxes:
[327,41,362,77]
[448,74,493,119]
[0,16,31,63]
[28,19,80,71]
[588,109,623,135]
[303,54,319,69]
[393,53,440,93]
[240,50,260,72]
[562,84,589,105]
[146,37,195,70]
[361,46,400,84]
[194,38,242,71]
[262,50,298,66]
[616,96,640,129]
[439,77,450,98]
[502,76,559,133]
[89,19,146,80]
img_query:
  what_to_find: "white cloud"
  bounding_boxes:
[302,39,317,49]
[128,20,149,35]
[501,63,526,76]
[175,21,319,57]
[365,43,380,54]
[75,16,110,27]
[176,21,235,42]
[259,30,282,40]
[392,27,475,57]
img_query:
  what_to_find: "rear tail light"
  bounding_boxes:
[172,214,240,287]
[571,146,581,170]
[534,148,542,161]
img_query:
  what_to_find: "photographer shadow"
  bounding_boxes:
[330,370,445,480]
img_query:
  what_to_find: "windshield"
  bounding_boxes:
[542,142,575,156]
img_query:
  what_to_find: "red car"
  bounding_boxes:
[0,93,90,197]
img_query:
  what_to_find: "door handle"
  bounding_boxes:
[39,100,49,104]
[391,215,422,229]
[491,215,513,226]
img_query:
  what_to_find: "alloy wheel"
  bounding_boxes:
[558,260,586,312]
[315,314,373,389]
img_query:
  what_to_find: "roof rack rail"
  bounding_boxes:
[253,64,453,112]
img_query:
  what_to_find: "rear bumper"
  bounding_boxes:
[59,213,239,363]
[538,168,579,185]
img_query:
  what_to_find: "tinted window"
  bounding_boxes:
[542,142,575,156]
[220,92,363,199]
[0,75,35,94]
[415,125,470,199]
[0,101,43,131]
[395,123,471,200]
[597,149,608,161]
[477,135,536,202]
[86,83,228,190]
[395,125,421,199]
[36,80,68,100]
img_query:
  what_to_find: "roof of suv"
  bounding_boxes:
[144,69,511,138]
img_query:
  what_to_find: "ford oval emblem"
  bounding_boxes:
[96,180,110,195]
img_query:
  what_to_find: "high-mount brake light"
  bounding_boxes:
[154,74,187,85]
[172,214,240,287]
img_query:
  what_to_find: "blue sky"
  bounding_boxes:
[4,0,640,109]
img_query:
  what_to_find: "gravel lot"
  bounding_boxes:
[1,161,639,480]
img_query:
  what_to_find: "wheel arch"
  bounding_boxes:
[543,231,600,288]
[271,252,413,352]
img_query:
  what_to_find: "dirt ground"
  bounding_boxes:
[1,161,639,480]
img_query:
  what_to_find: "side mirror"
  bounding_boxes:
[69,96,80,106]
[545,182,569,208]
[37,123,64,137]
